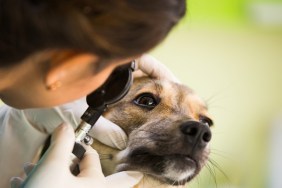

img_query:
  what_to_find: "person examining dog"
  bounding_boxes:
[0,0,186,187]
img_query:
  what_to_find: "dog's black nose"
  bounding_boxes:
[180,121,212,147]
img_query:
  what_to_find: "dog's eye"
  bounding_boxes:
[199,116,214,127]
[133,93,159,110]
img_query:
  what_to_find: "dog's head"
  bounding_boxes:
[95,75,213,186]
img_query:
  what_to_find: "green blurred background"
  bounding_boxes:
[150,0,282,187]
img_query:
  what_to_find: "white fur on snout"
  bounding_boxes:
[163,160,195,181]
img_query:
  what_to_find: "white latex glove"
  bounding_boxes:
[136,54,180,83]
[10,123,143,188]
[22,99,128,150]
[89,117,127,150]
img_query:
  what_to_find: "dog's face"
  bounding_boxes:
[95,76,213,186]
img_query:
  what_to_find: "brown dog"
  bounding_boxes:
[92,74,213,188]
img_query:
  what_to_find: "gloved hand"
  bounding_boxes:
[89,116,127,150]
[10,123,143,188]
[135,54,180,83]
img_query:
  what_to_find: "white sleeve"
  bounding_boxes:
[21,97,88,133]
[0,105,47,188]
[0,98,87,188]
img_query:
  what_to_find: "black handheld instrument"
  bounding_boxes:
[71,61,135,175]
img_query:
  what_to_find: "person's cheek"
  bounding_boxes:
[85,64,116,95]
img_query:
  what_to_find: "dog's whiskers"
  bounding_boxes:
[202,157,230,188]
[193,174,200,188]
[210,148,232,160]
[206,162,218,188]
[171,179,177,186]
[208,158,229,182]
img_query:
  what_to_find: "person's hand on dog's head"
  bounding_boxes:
[136,54,180,83]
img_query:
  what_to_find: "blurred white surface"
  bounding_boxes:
[248,3,282,26]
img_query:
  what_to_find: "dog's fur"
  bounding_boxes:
[92,74,213,188]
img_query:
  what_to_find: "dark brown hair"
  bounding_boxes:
[0,0,186,66]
